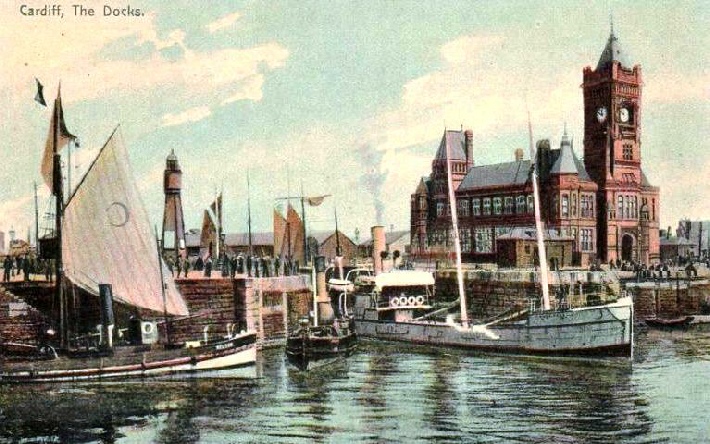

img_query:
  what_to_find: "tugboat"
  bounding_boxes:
[285,255,357,371]
[350,120,633,358]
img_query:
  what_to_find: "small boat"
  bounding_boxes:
[285,208,357,371]
[645,316,695,329]
[0,87,257,383]
[285,317,357,371]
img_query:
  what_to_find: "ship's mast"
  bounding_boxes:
[52,90,67,348]
[527,110,551,310]
[445,134,468,326]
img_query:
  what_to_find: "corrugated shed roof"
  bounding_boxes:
[434,130,467,161]
[359,230,410,247]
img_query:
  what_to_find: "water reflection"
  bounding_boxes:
[0,334,705,443]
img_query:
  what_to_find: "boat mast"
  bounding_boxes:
[527,110,551,310]
[300,181,308,266]
[33,182,38,250]
[445,133,468,326]
[52,89,66,349]
[247,171,253,257]
[155,225,171,343]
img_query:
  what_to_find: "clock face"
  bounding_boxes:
[596,107,608,123]
[619,107,630,123]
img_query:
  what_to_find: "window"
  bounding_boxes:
[561,194,569,218]
[580,228,594,252]
[581,195,593,218]
[617,196,624,219]
[527,195,534,213]
[623,144,633,160]
[571,194,577,217]
[493,197,502,215]
[460,228,472,253]
[474,227,493,253]
[483,198,491,215]
[516,195,526,214]
[436,202,445,217]
[458,199,470,217]
[419,196,426,210]
[472,198,481,216]
[504,196,514,214]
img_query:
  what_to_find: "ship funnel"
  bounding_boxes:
[372,226,386,275]
[99,284,115,350]
[315,256,334,324]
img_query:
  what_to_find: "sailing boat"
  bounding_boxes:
[285,205,357,371]
[0,89,256,383]
[351,121,634,357]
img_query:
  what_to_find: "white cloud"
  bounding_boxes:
[645,71,710,104]
[207,12,242,33]
[161,106,212,127]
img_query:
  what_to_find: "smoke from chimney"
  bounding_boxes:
[358,144,387,225]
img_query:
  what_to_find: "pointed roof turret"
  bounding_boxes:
[550,126,579,175]
[597,19,632,70]
[434,129,467,162]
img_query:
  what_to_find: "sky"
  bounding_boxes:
[0,0,708,248]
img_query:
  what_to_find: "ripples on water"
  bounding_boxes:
[0,330,708,443]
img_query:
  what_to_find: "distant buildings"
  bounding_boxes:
[661,220,710,261]
[411,25,660,267]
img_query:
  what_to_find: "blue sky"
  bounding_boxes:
[0,0,708,246]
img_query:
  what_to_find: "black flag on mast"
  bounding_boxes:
[34,78,47,106]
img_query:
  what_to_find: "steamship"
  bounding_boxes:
[350,122,633,358]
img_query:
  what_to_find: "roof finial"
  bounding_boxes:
[610,10,615,37]
[563,122,568,136]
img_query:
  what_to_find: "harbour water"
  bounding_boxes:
[0,329,708,443]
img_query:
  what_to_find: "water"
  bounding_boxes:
[0,329,708,443]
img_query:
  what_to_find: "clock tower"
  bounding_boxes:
[582,25,660,263]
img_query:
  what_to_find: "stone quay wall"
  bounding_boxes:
[435,268,710,321]
[172,275,312,348]
[0,285,49,345]
[625,280,709,319]
[435,269,622,319]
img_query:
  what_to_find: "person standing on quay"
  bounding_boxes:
[183,257,190,278]
[3,256,12,282]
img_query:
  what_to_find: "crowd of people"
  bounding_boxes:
[2,255,54,282]
[164,253,302,279]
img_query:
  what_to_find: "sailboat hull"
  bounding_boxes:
[0,332,257,383]
[354,299,633,357]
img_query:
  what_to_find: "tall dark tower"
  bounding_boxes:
[582,24,660,263]
[161,150,187,262]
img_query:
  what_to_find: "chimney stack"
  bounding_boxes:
[464,129,474,166]
[514,148,524,162]
[372,226,386,275]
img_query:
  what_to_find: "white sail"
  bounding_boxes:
[62,128,189,316]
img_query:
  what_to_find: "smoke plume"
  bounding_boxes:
[357,144,387,225]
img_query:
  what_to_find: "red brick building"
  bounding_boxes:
[411,28,660,267]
